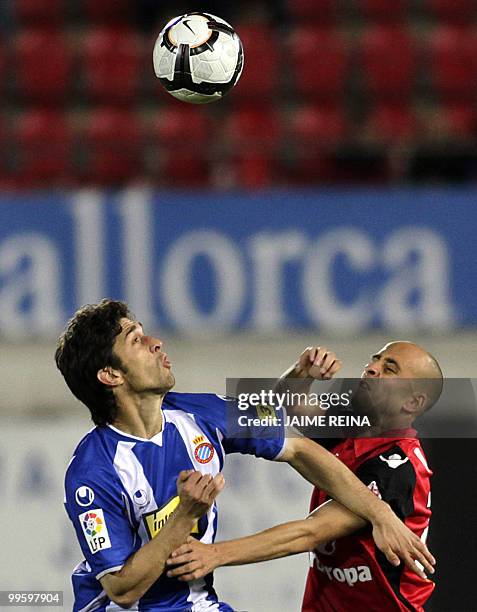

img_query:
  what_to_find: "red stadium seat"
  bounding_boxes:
[286,0,338,24]
[0,45,6,98]
[152,107,211,187]
[14,110,72,187]
[428,27,477,100]
[233,25,280,101]
[14,29,72,104]
[426,0,475,25]
[364,104,420,144]
[14,0,65,25]
[290,104,348,146]
[81,109,143,186]
[82,28,144,106]
[289,28,349,101]
[81,0,132,24]
[361,26,417,99]
[424,103,477,140]
[284,105,348,185]
[224,107,281,188]
[360,0,409,22]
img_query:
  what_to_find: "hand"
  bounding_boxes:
[166,536,220,581]
[371,505,435,579]
[294,346,342,381]
[176,471,225,519]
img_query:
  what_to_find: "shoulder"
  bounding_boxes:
[65,427,119,491]
[164,392,230,429]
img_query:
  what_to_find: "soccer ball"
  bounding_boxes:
[153,12,244,104]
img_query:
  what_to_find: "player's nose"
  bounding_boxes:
[364,363,380,378]
[150,337,162,353]
[365,365,380,377]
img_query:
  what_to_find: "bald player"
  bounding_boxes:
[166,341,442,612]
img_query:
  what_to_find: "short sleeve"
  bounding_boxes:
[355,445,416,520]
[64,462,136,579]
[220,400,286,460]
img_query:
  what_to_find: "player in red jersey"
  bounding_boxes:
[166,341,441,612]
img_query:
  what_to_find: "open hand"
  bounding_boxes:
[166,536,220,581]
[372,505,435,579]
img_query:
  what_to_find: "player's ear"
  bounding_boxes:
[97,366,123,388]
[402,392,427,415]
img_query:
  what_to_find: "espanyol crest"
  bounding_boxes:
[194,442,215,464]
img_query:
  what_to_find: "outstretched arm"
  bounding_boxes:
[167,499,431,581]
[166,500,359,581]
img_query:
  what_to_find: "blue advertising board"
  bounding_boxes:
[0,188,475,337]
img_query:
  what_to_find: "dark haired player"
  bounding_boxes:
[57,300,435,611]
[167,342,441,612]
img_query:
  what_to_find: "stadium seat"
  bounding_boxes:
[426,0,475,25]
[81,109,143,186]
[360,0,409,22]
[282,105,347,185]
[233,25,280,101]
[14,29,72,104]
[81,28,144,106]
[224,107,281,188]
[80,0,132,24]
[363,104,420,144]
[14,110,72,187]
[289,28,348,101]
[424,103,477,140]
[361,26,417,99]
[14,0,65,25]
[290,104,348,147]
[152,106,211,187]
[428,27,477,100]
[286,0,338,24]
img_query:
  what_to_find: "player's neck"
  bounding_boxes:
[112,393,165,439]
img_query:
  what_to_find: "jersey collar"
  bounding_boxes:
[352,428,418,457]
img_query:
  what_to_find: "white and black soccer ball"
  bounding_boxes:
[153,12,244,104]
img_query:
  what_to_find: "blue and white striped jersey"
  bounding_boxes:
[64,392,286,611]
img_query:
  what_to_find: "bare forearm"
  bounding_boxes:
[206,503,362,567]
[102,509,195,605]
[213,520,328,566]
[287,438,392,525]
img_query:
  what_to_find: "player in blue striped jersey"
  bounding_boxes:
[57,299,434,612]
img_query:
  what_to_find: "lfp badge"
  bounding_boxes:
[79,509,112,554]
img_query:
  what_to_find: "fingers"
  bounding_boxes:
[177,469,195,483]
[383,547,401,568]
[166,559,203,580]
[408,540,435,577]
[169,541,193,560]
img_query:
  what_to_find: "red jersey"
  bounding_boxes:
[303,431,434,612]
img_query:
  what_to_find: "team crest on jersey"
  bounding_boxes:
[79,508,111,554]
[194,442,214,464]
[256,404,277,420]
[143,496,199,540]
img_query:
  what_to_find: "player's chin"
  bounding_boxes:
[163,370,176,390]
